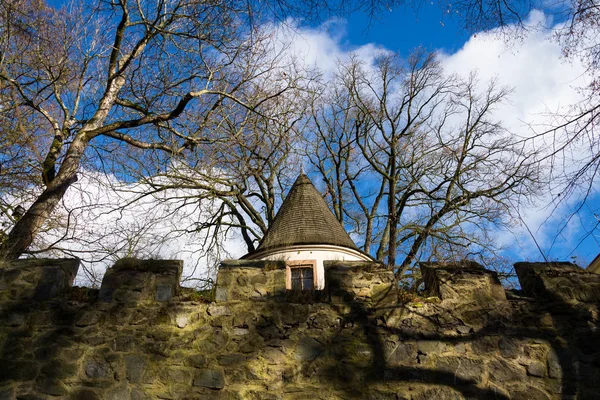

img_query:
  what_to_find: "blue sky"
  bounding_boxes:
[345,5,469,53]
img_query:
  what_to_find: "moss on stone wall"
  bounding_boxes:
[0,259,598,399]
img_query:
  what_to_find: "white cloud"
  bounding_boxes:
[439,11,589,135]
[32,169,247,288]
[267,18,389,78]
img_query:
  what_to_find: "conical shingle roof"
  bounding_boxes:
[243,174,360,257]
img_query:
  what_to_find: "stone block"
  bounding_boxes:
[527,360,546,377]
[385,341,415,365]
[0,258,79,301]
[488,359,526,383]
[99,259,182,304]
[193,368,225,389]
[436,356,485,383]
[41,359,78,380]
[158,367,194,386]
[155,285,172,302]
[295,336,324,361]
[420,261,507,305]
[36,378,69,396]
[216,261,286,302]
[85,360,111,379]
[71,389,103,400]
[175,315,189,328]
[215,287,228,302]
[514,262,600,303]
[124,354,146,383]
[325,261,395,306]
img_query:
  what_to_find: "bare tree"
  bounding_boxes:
[439,0,600,253]
[308,50,540,278]
[307,82,387,253]
[133,78,310,254]
[0,0,419,261]
[0,0,313,259]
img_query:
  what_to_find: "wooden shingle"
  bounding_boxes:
[245,174,359,256]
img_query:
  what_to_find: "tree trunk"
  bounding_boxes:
[387,179,397,270]
[387,141,398,270]
[1,135,88,259]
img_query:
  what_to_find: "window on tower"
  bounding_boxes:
[286,260,317,291]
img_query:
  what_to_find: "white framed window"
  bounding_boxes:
[286,260,317,290]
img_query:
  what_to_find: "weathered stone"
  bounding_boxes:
[83,335,109,346]
[104,383,130,400]
[41,359,79,380]
[295,337,324,361]
[0,259,79,302]
[233,327,249,336]
[155,285,173,302]
[510,385,551,400]
[124,354,146,383]
[193,369,225,389]
[263,347,287,364]
[488,359,526,383]
[75,311,101,327]
[527,360,546,377]
[186,354,207,368]
[215,287,228,302]
[412,387,465,400]
[217,353,246,366]
[98,259,182,304]
[236,275,249,286]
[499,337,521,359]
[515,262,600,303]
[112,336,135,352]
[417,340,446,355]
[436,357,485,383]
[176,315,189,328]
[453,343,467,354]
[36,379,70,396]
[547,350,563,379]
[456,325,472,335]
[85,360,111,379]
[420,261,507,304]
[207,304,231,317]
[250,274,268,285]
[386,342,415,365]
[158,367,194,385]
[524,344,548,361]
[70,389,103,400]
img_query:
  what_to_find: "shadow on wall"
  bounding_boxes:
[0,258,598,399]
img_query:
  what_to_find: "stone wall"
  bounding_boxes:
[0,258,598,399]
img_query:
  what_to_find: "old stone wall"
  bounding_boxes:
[0,258,598,399]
